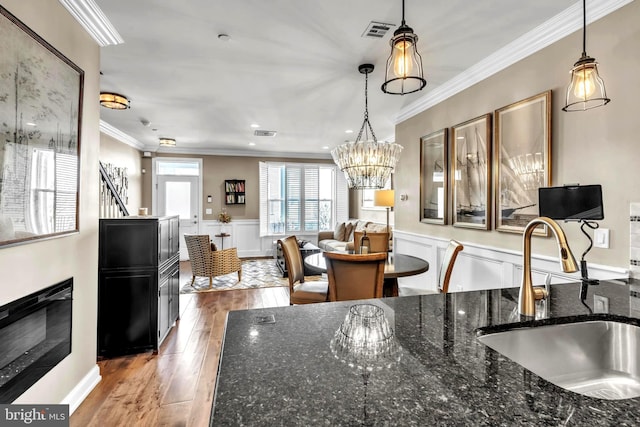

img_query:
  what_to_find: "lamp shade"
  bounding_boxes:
[374,189,395,208]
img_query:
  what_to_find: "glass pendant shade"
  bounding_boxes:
[381,0,426,95]
[381,26,426,95]
[562,0,610,112]
[331,64,403,189]
[563,55,610,111]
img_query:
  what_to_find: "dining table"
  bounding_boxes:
[303,252,429,297]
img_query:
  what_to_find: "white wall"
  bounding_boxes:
[0,0,101,410]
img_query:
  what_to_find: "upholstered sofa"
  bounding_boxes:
[317,219,391,252]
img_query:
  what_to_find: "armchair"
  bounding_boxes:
[184,234,242,288]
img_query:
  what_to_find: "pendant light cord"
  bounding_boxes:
[401,0,406,26]
[582,0,587,56]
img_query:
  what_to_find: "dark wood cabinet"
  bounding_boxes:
[98,216,180,357]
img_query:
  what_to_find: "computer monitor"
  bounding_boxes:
[538,185,604,220]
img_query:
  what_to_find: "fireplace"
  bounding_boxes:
[0,278,72,403]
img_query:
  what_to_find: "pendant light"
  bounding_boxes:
[332,64,403,189]
[562,0,610,112]
[381,0,426,95]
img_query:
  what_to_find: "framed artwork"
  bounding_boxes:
[0,6,84,246]
[451,114,491,229]
[494,91,551,235]
[420,128,448,224]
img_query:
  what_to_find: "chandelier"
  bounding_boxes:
[562,0,610,111]
[331,64,403,189]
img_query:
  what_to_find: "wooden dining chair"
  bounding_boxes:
[322,251,387,301]
[353,231,390,253]
[438,240,464,293]
[278,235,328,305]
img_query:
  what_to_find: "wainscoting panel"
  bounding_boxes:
[394,230,629,293]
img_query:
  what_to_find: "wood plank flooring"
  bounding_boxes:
[71,261,289,427]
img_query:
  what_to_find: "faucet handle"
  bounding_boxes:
[533,286,547,300]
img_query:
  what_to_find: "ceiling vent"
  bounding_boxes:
[362,21,395,38]
[254,130,277,137]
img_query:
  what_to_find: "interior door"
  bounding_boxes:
[157,175,199,260]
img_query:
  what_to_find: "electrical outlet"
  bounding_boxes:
[594,295,609,314]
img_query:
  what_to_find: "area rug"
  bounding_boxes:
[180,259,289,293]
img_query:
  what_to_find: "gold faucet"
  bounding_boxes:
[519,217,578,317]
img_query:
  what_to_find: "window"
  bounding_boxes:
[361,175,392,209]
[259,162,348,236]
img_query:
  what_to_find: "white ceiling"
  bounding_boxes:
[95,0,582,158]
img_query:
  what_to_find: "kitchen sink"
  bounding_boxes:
[477,320,640,400]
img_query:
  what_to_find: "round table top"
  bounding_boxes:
[304,252,429,278]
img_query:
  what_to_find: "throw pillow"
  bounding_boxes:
[333,222,346,241]
[344,222,355,242]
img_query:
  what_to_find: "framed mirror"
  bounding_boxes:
[420,128,448,225]
[0,6,83,246]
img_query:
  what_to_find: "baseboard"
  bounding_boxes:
[61,365,101,415]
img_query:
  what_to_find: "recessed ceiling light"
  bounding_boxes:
[218,33,230,42]
[248,142,256,146]
[250,123,260,128]
[345,129,354,134]
[322,146,329,150]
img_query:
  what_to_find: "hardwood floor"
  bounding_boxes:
[71,262,290,427]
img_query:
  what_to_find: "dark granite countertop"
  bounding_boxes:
[211,279,640,426]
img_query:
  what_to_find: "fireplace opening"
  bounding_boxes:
[0,278,72,403]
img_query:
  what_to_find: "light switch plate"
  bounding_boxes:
[206,208,212,214]
[593,228,609,249]
[594,295,609,313]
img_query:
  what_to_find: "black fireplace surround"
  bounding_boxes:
[0,278,73,403]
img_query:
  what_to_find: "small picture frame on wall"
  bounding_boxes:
[451,114,492,230]
[420,128,448,225]
[494,90,551,235]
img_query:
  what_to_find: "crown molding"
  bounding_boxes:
[395,0,633,124]
[156,146,333,160]
[99,120,144,150]
[58,0,123,46]
[99,121,332,159]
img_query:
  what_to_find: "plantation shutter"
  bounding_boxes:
[303,166,319,231]
[286,166,301,232]
[259,161,268,236]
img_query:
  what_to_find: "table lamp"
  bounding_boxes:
[374,189,394,234]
